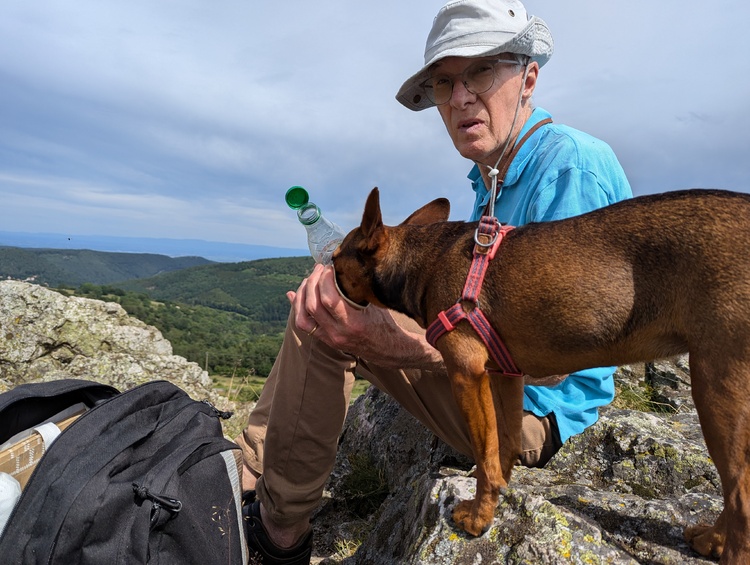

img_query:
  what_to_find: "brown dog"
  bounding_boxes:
[332,187,750,562]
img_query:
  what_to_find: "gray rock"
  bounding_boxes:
[0,280,226,407]
[321,375,720,564]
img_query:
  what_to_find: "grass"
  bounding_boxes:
[212,373,268,403]
[333,538,362,560]
[612,381,677,413]
[338,452,390,518]
[212,374,372,404]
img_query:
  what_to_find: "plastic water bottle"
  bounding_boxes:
[285,186,346,265]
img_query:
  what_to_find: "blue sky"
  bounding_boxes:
[0,0,748,253]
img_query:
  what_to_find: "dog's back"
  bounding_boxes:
[486,189,750,377]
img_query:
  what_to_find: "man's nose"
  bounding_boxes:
[449,80,476,107]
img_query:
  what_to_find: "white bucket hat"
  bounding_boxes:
[396,0,554,111]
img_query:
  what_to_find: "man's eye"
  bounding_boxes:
[468,64,493,78]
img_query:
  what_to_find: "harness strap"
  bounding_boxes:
[426,219,522,377]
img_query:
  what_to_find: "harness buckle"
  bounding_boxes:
[473,228,497,255]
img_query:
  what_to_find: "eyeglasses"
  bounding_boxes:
[420,58,523,106]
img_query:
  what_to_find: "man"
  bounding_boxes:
[238,1,633,563]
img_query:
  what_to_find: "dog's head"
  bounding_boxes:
[332,187,450,308]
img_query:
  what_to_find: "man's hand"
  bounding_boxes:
[289,264,443,369]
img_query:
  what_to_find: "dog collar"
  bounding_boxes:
[334,272,369,310]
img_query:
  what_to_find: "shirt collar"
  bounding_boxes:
[468,163,488,208]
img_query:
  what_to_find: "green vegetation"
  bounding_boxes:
[60,255,375,403]
[0,246,212,286]
[612,381,676,413]
[114,256,315,323]
[211,373,270,403]
[49,255,376,403]
[70,283,285,376]
[338,453,390,518]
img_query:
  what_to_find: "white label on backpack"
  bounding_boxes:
[32,422,62,453]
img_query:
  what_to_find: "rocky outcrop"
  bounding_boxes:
[0,280,224,406]
[318,366,720,564]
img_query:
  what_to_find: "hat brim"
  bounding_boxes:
[396,16,552,112]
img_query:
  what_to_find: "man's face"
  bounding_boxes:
[434,56,537,167]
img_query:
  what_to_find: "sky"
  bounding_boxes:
[1,0,748,253]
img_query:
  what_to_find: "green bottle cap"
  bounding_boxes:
[285,186,309,209]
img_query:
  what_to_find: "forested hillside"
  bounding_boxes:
[0,247,212,286]
[116,256,315,320]
[68,256,315,378]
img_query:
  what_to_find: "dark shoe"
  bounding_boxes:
[242,491,313,565]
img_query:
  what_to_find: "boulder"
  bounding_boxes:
[318,371,720,564]
[0,280,228,409]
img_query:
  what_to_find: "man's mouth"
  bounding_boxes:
[458,119,482,131]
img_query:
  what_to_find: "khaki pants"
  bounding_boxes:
[234,310,561,526]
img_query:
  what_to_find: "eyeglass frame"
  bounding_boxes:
[419,56,528,106]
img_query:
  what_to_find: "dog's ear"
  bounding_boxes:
[361,187,384,241]
[401,198,450,226]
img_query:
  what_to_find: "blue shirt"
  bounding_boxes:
[468,107,633,443]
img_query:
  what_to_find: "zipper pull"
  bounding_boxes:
[132,483,183,513]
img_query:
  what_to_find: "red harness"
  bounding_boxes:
[425,215,523,377]
[424,117,552,377]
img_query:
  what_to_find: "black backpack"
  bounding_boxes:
[0,379,248,564]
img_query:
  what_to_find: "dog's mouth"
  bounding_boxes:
[333,272,369,310]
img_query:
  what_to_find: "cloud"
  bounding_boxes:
[0,0,748,253]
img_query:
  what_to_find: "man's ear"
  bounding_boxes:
[401,198,450,225]
[522,61,539,101]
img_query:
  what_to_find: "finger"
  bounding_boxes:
[318,267,349,320]
[302,264,326,318]
[312,268,350,329]
[291,278,316,333]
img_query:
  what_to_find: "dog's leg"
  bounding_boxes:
[684,353,750,563]
[441,333,504,536]
[448,367,503,536]
[491,374,524,484]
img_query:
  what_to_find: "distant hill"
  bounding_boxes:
[0,231,308,262]
[0,247,214,286]
[116,256,315,322]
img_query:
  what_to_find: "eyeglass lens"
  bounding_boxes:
[423,59,517,105]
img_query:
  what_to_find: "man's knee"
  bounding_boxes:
[518,411,562,468]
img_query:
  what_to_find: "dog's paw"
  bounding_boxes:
[452,500,491,537]
[684,523,724,560]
